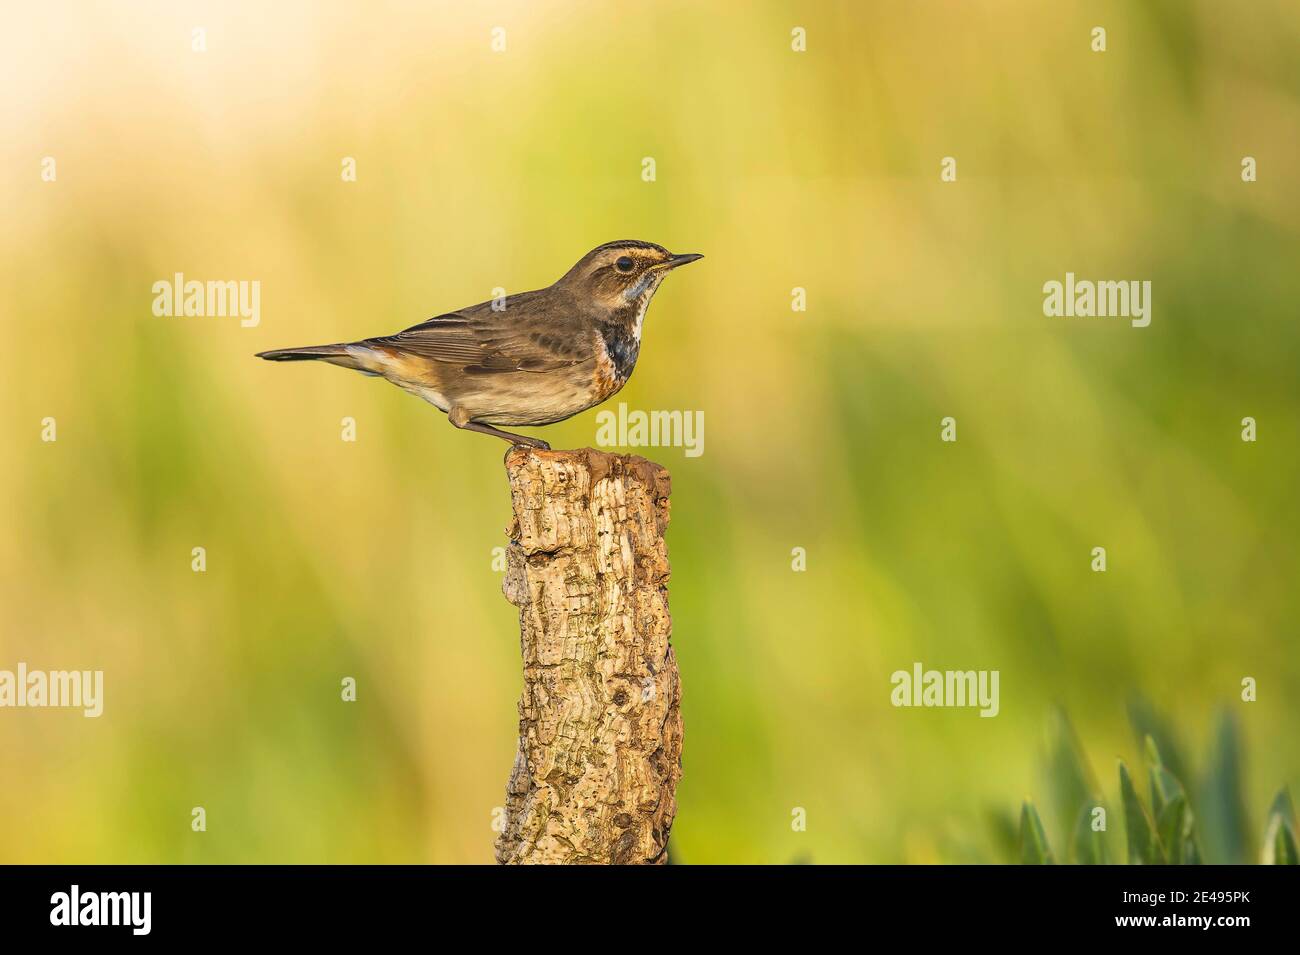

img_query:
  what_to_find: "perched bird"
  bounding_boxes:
[257,240,701,449]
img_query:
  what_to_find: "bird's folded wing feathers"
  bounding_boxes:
[367,308,584,373]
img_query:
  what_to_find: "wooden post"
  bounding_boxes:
[495,448,682,865]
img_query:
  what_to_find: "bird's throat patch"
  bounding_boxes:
[599,324,640,382]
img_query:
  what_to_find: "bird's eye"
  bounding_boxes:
[615,256,635,273]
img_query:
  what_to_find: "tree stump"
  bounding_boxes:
[495,447,682,865]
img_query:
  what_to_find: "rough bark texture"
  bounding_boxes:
[495,447,682,865]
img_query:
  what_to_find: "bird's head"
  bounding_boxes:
[558,240,702,313]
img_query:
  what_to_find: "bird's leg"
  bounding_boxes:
[448,408,550,450]
[465,422,551,450]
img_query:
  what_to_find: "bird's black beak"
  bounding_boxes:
[664,252,703,270]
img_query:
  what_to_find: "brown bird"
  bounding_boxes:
[257,240,701,449]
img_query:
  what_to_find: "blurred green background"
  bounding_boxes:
[1,0,1297,864]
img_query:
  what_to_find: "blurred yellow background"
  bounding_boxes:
[1,0,1297,863]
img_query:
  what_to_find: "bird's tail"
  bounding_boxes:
[256,343,367,371]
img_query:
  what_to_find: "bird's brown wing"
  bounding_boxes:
[368,297,585,374]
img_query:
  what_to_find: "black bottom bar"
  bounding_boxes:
[0,864,1289,940]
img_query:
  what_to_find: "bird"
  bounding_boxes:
[257,240,702,449]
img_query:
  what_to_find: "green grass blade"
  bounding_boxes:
[1120,759,1166,864]
[1262,787,1299,865]
[1156,794,1188,865]
[1128,696,1190,783]
[1145,734,1206,863]
[1267,787,1297,829]
[1020,801,1056,864]
[1197,710,1250,863]
[1262,816,1299,865]
[1145,735,1187,819]
[1070,803,1109,864]
[1047,708,1099,846]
